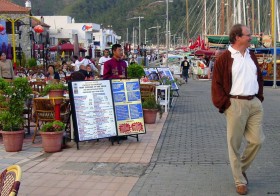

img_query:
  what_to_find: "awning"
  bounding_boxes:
[49,43,87,52]
[207,35,259,45]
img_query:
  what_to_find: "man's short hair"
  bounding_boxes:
[112,44,122,52]
[229,24,244,44]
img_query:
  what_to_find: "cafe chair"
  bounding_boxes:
[140,83,156,102]
[32,98,55,143]
[30,80,46,93]
[0,165,22,196]
[32,98,70,143]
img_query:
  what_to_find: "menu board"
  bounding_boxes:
[112,79,146,136]
[157,67,179,90]
[144,68,159,81]
[69,80,117,142]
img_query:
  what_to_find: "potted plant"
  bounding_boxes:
[0,78,33,152]
[142,95,163,124]
[40,120,65,153]
[42,82,67,97]
[127,63,145,79]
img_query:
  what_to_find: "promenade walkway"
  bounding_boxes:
[130,79,280,196]
[0,79,279,196]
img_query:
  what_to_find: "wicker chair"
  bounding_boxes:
[30,81,46,93]
[140,84,156,102]
[32,98,70,143]
[0,165,22,196]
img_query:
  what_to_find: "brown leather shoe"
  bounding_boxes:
[242,172,248,185]
[236,185,248,195]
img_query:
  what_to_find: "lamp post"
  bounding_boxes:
[0,14,35,67]
[148,25,161,56]
[152,0,173,67]
[127,16,144,46]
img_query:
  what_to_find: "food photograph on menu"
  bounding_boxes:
[112,79,146,136]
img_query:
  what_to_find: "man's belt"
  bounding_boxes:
[230,95,255,100]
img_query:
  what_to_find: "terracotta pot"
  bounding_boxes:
[49,90,64,104]
[40,131,63,153]
[143,109,158,124]
[0,130,24,152]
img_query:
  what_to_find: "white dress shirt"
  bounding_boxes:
[228,45,259,96]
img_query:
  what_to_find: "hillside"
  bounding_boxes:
[12,0,273,45]
[12,0,192,45]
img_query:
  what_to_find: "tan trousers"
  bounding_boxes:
[224,97,265,186]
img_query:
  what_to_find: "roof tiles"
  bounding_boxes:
[0,0,30,13]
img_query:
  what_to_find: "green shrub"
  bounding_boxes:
[41,120,65,132]
[27,58,37,67]
[127,63,145,79]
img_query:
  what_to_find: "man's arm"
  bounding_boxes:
[211,56,231,113]
[103,61,111,79]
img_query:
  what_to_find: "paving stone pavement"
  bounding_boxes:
[130,79,280,196]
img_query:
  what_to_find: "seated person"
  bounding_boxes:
[85,65,94,80]
[45,65,60,81]
[78,64,88,78]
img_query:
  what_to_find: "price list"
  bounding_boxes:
[71,80,117,141]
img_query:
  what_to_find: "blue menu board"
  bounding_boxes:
[157,67,179,90]
[112,79,146,136]
[144,68,159,81]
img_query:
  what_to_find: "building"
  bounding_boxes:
[35,16,121,58]
[0,0,51,67]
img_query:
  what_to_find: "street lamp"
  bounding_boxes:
[0,15,30,67]
[148,25,161,57]
[127,16,144,46]
[152,0,173,67]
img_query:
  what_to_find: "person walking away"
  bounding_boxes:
[180,56,190,83]
[211,24,264,195]
[99,49,111,78]
[0,53,14,80]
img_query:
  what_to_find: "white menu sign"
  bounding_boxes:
[70,80,117,141]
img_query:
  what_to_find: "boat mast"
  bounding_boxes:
[237,0,241,23]
[186,0,189,45]
[251,0,255,34]
[257,0,260,34]
[215,0,218,34]
[243,0,246,25]
[271,0,277,88]
[220,0,225,34]
[204,0,207,39]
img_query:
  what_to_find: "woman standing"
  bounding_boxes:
[0,53,14,80]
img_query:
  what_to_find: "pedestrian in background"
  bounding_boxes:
[98,49,111,78]
[211,24,264,195]
[180,56,190,83]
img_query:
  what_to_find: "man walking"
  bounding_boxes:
[180,56,190,82]
[211,24,265,195]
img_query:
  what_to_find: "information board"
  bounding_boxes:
[112,79,146,136]
[69,80,117,142]
[144,68,159,81]
[157,67,179,90]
